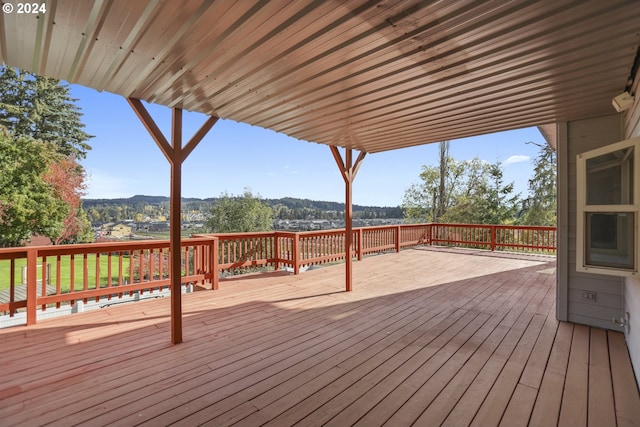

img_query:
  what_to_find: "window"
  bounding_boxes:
[577,137,640,276]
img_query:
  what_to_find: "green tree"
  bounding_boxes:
[206,190,274,233]
[402,153,465,223]
[440,158,491,224]
[0,66,94,244]
[404,153,520,225]
[0,128,68,247]
[445,161,519,225]
[520,143,557,225]
[0,66,93,159]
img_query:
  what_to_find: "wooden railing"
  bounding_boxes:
[0,223,555,326]
[0,237,219,325]
[429,223,556,253]
[197,223,554,272]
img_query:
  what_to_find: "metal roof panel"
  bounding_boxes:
[1,0,639,152]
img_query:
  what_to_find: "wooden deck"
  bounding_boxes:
[1,247,638,426]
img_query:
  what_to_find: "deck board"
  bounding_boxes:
[1,247,638,427]
[588,328,616,427]
[609,330,640,427]
[558,324,590,427]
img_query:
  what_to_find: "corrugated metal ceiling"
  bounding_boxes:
[1,0,639,152]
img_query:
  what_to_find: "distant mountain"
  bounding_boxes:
[83,195,399,211]
[82,195,404,224]
[82,194,212,206]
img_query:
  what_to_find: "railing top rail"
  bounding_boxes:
[193,231,277,238]
[0,236,219,258]
[295,225,412,236]
[358,225,403,231]
[491,224,557,231]
[432,222,556,230]
[297,229,347,237]
[0,248,29,260]
[0,223,557,258]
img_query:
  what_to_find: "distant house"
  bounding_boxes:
[147,222,169,231]
[24,235,52,247]
[107,223,132,238]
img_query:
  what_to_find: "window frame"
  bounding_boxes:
[576,136,640,276]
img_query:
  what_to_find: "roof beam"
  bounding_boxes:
[183,116,219,160]
[127,98,173,163]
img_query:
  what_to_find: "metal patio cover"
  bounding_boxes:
[1,0,639,151]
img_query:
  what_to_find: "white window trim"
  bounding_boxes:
[576,136,640,276]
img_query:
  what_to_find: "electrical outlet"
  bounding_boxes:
[582,290,596,303]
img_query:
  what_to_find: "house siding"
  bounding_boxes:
[623,67,640,384]
[558,114,625,332]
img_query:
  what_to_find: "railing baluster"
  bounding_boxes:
[26,248,37,325]
[149,249,155,290]
[9,259,15,316]
[95,253,101,302]
[70,254,75,303]
[41,256,47,311]
[107,252,112,300]
[83,253,89,304]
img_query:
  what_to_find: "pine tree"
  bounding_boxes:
[0,66,93,159]
[477,162,520,225]
[520,143,557,226]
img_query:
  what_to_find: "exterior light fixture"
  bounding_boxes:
[612,91,635,112]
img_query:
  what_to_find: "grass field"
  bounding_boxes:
[135,229,204,240]
[0,255,132,292]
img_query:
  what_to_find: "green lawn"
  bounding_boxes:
[135,229,204,240]
[0,255,132,292]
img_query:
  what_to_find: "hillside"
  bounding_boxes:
[82,195,403,223]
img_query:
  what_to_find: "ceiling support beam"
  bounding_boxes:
[330,146,366,292]
[128,98,218,344]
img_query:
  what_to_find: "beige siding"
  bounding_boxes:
[623,67,640,138]
[559,114,625,331]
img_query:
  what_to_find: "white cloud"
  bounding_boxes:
[503,155,530,165]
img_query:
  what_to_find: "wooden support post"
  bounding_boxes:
[396,225,402,252]
[330,146,366,292]
[210,237,219,291]
[26,248,37,325]
[293,233,300,275]
[128,98,218,344]
[429,224,435,246]
[274,233,280,271]
[490,226,496,251]
[345,150,353,291]
[169,108,183,343]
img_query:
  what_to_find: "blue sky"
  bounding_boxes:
[73,85,547,207]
